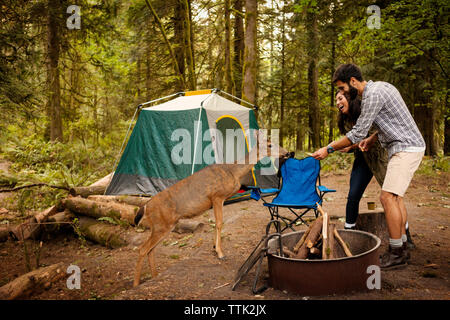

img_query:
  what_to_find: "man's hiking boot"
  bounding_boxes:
[406,228,416,250]
[403,242,411,261]
[380,246,407,270]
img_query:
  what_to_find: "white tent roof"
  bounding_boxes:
[142,93,251,111]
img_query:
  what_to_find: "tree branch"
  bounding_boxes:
[0,183,69,193]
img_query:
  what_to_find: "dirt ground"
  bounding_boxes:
[0,162,449,301]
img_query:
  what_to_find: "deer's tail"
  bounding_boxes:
[134,205,145,225]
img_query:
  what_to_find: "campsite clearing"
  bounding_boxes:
[0,170,449,300]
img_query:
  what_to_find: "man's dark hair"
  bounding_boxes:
[332,63,364,84]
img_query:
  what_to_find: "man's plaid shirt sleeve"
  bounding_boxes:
[346,90,383,144]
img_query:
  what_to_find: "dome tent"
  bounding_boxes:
[105,89,279,201]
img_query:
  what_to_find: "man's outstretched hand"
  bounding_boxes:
[311,147,328,160]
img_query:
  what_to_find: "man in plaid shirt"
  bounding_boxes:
[312,64,425,269]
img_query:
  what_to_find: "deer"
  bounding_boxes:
[133,130,289,287]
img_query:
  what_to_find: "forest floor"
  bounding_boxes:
[0,159,449,301]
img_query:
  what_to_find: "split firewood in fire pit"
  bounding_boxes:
[294,216,323,259]
[334,228,353,257]
[282,246,296,258]
[309,247,321,256]
[322,211,331,259]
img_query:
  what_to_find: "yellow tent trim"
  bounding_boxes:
[185,89,212,96]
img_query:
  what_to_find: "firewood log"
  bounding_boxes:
[0,262,65,300]
[328,223,336,259]
[62,197,139,225]
[322,211,331,259]
[334,229,353,257]
[309,247,321,256]
[282,246,296,258]
[75,217,128,248]
[34,203,63,223]
[294,216,323,259]
[69,185,107,198]
[293,221,315,253]
[87,195,150,207]
[10,217,41,241]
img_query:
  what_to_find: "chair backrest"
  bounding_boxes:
[273,157,321,205]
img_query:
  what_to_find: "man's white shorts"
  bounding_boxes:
[382,151,424,197]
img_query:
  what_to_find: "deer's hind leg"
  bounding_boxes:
[133,224,171,287]
[212,198,225,260]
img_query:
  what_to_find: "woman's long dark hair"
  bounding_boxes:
[337,91,362,135]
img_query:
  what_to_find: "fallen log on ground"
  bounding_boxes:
[87,195,150,207]
[10,217,41,241]
[75,216,128,248]
[69,185,107,198]
[0,262,65,300]
[68,172,114,198]
[62,197,138,225]
[42,210,75,234]
[35,202,64,223]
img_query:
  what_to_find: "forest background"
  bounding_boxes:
[0,0,448,213]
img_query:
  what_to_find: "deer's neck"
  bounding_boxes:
[230,147,263,180]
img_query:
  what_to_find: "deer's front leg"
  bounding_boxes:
[212,199,225,259]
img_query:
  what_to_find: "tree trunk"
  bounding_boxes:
[444,79,449,155]
[355,208,389,245]
[76,216,128,248]
[306,5,320,149]
[224,0,234,94]
[46,0,63,141]
[279,1,286,145]
[173,0,186,91]
[296,110,305,151]
[328,40,336,144]
[62,197,139,225]
[144,0,186,90]
[233,0,245,99]
[184,0,196,90]
[145,38,152,101]
[0,263,65,300]
[242,0,257,105]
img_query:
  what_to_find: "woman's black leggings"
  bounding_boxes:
[346,151,373,225]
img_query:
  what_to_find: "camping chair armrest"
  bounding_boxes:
[248,186,280,201]
[317,185,336,193]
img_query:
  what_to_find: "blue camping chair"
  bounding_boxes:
[250,157,335,232]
